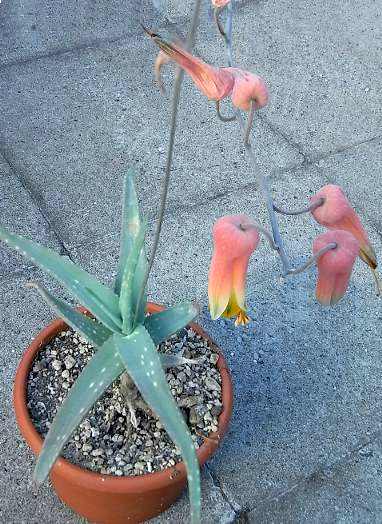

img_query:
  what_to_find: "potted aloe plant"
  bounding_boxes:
[7,170,233,524]
[4,0,380,523]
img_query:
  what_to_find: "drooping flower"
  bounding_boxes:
[145,28,234,101]
[208,215,260,325]
[227,67,269,111]
[313,230,359,306]
[212,0,230,7]
[310,184,377,269]
[145,28,269,112]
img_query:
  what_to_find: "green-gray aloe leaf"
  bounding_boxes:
[113,326,201,524]
[119,221,147,334]
[115,170,141,294]
[132,250,148,326]
[0,228,122,332]
[114,170,147,324]
[144,302,199,346]
[33,338,124,484]
[29,282,112,347]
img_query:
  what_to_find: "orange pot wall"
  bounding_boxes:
[13,303,233,524]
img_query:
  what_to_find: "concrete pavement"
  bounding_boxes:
[0,0,381,522]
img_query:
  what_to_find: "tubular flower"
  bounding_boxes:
[155,50,172,94]
[208,215,260,326]
[313,230,359,306]
[227,67,269,111]
[145,28,269,112]
[310,184,377,269]
[145,28,234,101]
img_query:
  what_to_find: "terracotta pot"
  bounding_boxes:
[13,303,233,524]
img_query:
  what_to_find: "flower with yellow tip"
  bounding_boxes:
[208,215,260,326]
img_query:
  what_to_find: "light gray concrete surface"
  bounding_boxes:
[0,0,163,66]
[0,0,381,522]
[0,33,302,247]
[0,153,61,278]
[247,435,382,523]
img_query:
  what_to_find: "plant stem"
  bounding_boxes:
[224,2,290,275]
[135,0,202,322]
[243,100,256,145]
[240,222,278,250]
[273,197,325,216]
[286,243,337,275]
[213,7,226,37]
[215,100,236,122]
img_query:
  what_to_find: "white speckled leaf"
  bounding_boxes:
[0,227,122,332]
[113,326,201,524]
[115,171,148,326]
[30,282,112,347]
[33,338,124,484]
[119,221,147,334]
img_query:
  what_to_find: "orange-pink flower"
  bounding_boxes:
[313,230,359,306]
[310,184,377,269]
[208,215,260,325]
[212,0,230,7]
[146,29,269,112]
[227,67,269,111]
[147,29,234,101]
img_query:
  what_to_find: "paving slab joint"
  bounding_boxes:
[247,429,382,514]
[258,113,308,161]
[205,462,246,523]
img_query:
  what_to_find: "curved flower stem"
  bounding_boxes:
[243,100,256,145]
[286,242,337,276]
[214,7,227,38]
[215,100,236,122]
[223,2,289,275]
[135,0,202,323]
[372,269,382,296]
[235,107,291,273]
[240,221,278,251]
[273,197,325,216]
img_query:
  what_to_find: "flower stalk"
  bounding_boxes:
[135,0,203,322]
[220,2,332,278]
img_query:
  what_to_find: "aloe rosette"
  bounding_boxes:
[0,171,201,523]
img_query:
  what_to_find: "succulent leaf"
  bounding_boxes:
[113,326,201,524]
[33,338,124,484]
[0,228,122,331]
[114,170,141,295]
[132,250,148,326]
[29,282,112,347]
[144,302,199,345]
[115,171,148,325]
[29,281,184,369]
[119,221,147,334]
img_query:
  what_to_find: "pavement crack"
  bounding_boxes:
[0,150,72,259]
[307,134,382,164]
[258,114,308,160]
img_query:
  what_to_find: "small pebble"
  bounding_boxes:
[51,360,62,371]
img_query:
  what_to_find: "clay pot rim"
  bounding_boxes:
[13,302,233,494]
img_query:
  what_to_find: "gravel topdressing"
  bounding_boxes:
[27,325,223,477]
